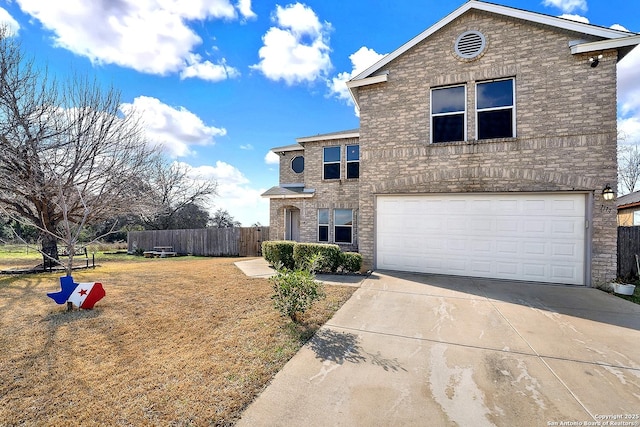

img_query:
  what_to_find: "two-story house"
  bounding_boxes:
[262,0,640,286]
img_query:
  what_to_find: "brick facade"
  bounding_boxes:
[265,5,627,286]
[269,137,360,252]
[353,10,618,285]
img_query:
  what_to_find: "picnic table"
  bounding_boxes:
[143,246,177,258]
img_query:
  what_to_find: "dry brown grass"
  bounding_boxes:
[0,257,356,426]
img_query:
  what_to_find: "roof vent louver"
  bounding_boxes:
[455,31,486,59]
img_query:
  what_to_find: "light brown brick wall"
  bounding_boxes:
[269,137,360,252]
[354,11,618,285]
[278,149,305,185]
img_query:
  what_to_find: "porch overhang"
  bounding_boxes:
[261,184,316,199]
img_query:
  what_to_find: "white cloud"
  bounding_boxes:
[120,96,226,158]
[14,0,249,80]
[251,3,332,85]
[265,151,280,165]
[610,24,630,32]
[0,7,20,35]
[240,144,254,150]
[618,47,640,119]
[542,0,587,13]
[180,54,240,81]
[619,118,640,144]
[329,46,386,103]
[559,14,589,24]
[185,161,270,226]
[236,0,257,20]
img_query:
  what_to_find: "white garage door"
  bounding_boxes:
[376,193,586,285]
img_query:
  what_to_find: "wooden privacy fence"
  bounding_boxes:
[618,226,640,279]
[127,227,270,257]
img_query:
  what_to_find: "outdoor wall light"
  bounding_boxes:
[602,184,615,201]
[589,54,603,67]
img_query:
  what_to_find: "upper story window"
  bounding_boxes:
[431,85,466,143]
[323,146,341,179]
[476,78,515,140]
[346,145,359,179]
[291,155,304,173]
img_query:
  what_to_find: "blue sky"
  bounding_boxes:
[1,0,638,226]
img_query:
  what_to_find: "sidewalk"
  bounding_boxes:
[234,258,365,287]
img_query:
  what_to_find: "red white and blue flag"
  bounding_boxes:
[47,276,105,309]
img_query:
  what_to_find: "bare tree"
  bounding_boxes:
[0,29,161,274]
[618,143,640,195]
[210,208,241,228]
[143,161,217,230]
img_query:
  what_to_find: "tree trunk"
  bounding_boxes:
[41,233,59,269]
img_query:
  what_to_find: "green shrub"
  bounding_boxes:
[270,265,325,322]
[340,252,362,273]
[293,243,341,272]
[262,240,295,269]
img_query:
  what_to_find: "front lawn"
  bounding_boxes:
[0,256,356,426]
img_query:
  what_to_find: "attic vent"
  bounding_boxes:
[455,31,486,59]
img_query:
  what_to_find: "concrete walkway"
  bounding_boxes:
[234,257,366,287]
[236,267,640,426]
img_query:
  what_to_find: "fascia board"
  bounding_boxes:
[350,0,634,82]
[570,34,640,55]
[346,73,388,89]
[296,132,360,143]
[261,193,316,199]
[271,144,303,153]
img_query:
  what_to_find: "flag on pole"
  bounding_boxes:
[47,276,105,309]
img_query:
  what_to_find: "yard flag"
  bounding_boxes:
[47,276,105,309]
[67,282,105,309]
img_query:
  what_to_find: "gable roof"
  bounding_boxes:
[349,0,639,85]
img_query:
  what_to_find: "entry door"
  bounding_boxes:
[285,209,300,241]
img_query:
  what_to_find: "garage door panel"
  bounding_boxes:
[552,243,579,258]
[471,217,495,232]
[470,239,492,253]
[376,193,585,285]
[497,219,519,233]
[471,260,493,274]
[523,220,547,234]
[552,220,581,235]
[446,258,467,272]
[496,262,519,276]
[523,243,547,257]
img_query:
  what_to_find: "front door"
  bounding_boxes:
[285,208,300,241]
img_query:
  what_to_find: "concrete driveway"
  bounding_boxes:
[237,271,640,427]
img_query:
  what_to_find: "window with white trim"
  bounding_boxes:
[334,209,353,244]
[318,209,329,242]
[476,78,515,140]
[346,144,359,179]
[323,146,341,179]
[431,85,466,143]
